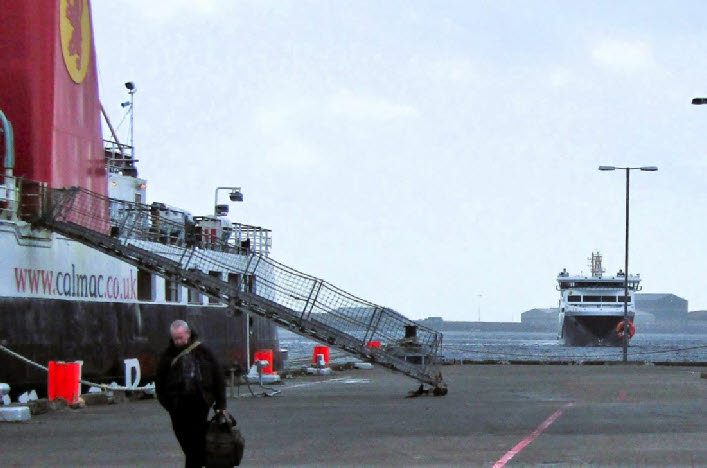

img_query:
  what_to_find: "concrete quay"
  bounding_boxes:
[0,364,705,467]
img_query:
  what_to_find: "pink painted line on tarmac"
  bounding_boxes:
[492,402,574,468]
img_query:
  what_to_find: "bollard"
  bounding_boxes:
[280,347,289,371]
[253,349,276,374]
[256,360,269,386]
[0,383,10,405]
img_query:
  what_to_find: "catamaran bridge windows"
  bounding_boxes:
[567,295,631,303]
[558,281,640,290]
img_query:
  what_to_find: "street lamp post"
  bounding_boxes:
[598,165,657,362]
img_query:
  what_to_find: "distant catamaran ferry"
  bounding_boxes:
[557,252,640,346]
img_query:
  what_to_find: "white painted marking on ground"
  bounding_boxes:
[337,378,370,384]
[279,376,370,390]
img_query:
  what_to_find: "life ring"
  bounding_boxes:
[616,320,636,338]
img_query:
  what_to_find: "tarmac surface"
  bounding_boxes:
[0,364,705,467]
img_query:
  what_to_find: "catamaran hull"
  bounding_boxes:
[559,314,634,347]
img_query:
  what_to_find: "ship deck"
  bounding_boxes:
[1,364,705,466]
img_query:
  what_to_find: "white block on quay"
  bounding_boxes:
[0,406,31,422]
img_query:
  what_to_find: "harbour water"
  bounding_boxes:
[280,329,707,364]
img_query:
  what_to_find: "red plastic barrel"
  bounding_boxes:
[312,346,330,365]
[253,349,275,374]
[47,361,81,405]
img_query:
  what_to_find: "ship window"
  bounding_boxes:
[137,269,153,301]
[241,274,255,293]
[186,268,202,304]
[577,281,626,288]
[165,277,180,303]
[583,296,602,302]
[568,295,581,302]
[208,271,221,304]
[188,287,202,304]
[618,296,631,303]
[602,296,617,302]
[228,273,240,292]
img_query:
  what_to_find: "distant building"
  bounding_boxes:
[423,317,444,324]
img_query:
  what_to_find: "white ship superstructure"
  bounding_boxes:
[0,152,280,397]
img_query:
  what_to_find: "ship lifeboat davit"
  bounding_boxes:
[615,320,636,339]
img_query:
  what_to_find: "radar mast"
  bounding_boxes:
[588,251,605,278]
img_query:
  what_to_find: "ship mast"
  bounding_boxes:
[588,251,605,278]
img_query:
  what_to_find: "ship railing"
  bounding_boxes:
[34,184,443,386]
[229,223,272,257]
[104,140,138,176]
[0,175,19,220]
[0,176,50,223]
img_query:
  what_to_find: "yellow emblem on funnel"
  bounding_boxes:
[60,0,91,84]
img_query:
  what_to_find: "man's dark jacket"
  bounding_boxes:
[155,332,226,412]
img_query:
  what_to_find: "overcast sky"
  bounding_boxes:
[92,1,707,322]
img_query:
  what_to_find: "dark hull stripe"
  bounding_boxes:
[0,298,279,397]
[561,315,634,346]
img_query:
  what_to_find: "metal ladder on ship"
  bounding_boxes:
[30,185,446,391]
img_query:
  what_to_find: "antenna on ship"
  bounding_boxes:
[121,81,136,158]
[588,251,605,278]
[101,81,138,176]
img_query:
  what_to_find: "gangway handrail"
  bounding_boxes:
[33,184,444,388]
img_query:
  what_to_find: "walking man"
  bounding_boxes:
[156,320,226,467]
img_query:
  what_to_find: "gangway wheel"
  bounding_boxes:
[406,372,448,398]
[406,384,448,398]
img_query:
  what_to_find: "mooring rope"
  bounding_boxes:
[0,342,279,397]
[0,343,154,392]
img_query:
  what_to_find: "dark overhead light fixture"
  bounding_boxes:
[229,189,243,202]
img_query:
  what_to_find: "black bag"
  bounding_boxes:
[205,411,245,467]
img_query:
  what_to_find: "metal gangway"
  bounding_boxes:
[31,185,445,388]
